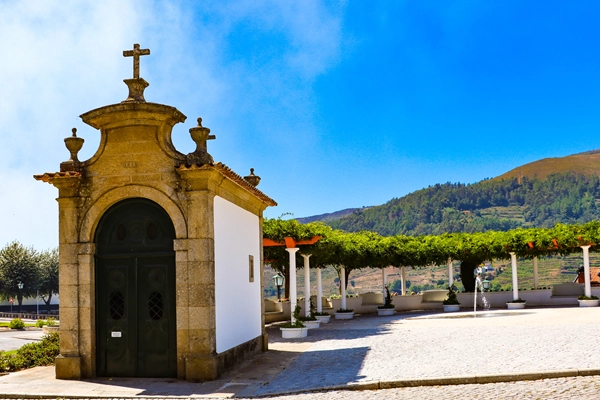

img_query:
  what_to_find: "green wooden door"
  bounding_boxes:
[95,199,176,377]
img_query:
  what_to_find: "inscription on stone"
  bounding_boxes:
[123,161,138,168]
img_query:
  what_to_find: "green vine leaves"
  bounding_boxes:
[263,218,600,270]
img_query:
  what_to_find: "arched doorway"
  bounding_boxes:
[95,198,176,377]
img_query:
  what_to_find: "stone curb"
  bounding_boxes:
[1,369,600,399]
[249,368,600,398]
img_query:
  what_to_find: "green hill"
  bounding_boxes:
[494,150,600,181]
[316,151,600,236]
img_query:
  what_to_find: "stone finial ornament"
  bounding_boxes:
[244,168,261,187]
[122,43,150,103]
[186,117,216,165]
[60,128,85,172]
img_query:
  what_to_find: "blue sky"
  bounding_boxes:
[2,1,600,249]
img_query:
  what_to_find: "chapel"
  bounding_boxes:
[34,44,276,381]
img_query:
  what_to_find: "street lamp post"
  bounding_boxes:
[17,282,24,314]
[273,273,284,302]
[482,279,491,291]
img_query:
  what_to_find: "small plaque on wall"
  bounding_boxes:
[111,331,122,338]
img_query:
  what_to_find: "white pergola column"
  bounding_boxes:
[340,266,347,310]
[316,267,323,313]
[533,257,539,290]
[286,247,300,323]
[382,267,387,296]
[301,254,312,317]
[401,266,407,295]
[581,245,592,297]
[509,252,519,301]
[448,259,454,287]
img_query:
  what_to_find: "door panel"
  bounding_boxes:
[97,258,137,377]
[95,199,176,378]
[136,256,176,377]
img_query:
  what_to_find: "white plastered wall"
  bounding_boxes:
[214,196,261,353]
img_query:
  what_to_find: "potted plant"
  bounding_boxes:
[298,300,320,328]
[334,308,354,320]
[578,295,600,307]
[442,285,461,312]
[507,298,526,309]
[280,306,307,338]
[310,300,331,323]
[377,286,395,316]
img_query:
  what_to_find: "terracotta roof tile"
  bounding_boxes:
[33,171,82,183]
[176,162,277,206]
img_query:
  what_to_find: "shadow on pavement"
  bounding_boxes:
[255,346,370,396]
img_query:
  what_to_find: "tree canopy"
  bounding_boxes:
[0,242,59,307]
[264,218,600,271]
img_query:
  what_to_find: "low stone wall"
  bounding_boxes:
[0,312,56,320]
[360,292,384,305]
[421,290,447,303]
[552,283,584,297]
[263,287,600,324]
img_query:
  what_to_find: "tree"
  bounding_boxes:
[0,242,39,311]
[37,248,59,310]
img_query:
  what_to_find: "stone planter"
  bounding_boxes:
[377,308,395,316]
[280,327,308,338]
[301,320,320,329]
[507,302,526,310]
[443,304,461,312]
[42,326,60,334]
[315,315,331,323]
[334,311,354,320]
[578,299,600,307]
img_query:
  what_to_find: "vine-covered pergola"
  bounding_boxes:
[263,218,600,302]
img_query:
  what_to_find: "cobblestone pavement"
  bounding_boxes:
[0,307,599,399]
[243,375,600,399]
[6,375,598,399]
[258,307,600,396]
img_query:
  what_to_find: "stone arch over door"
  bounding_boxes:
[80,185,187,244]
[94,198,177,378]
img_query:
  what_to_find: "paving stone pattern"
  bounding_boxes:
[0,308,599,399]
[246,375,600,399]
[257,308,600,396]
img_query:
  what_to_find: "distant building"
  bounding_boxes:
[575,267,600,286]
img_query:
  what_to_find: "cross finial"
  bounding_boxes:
[123,43,150,79]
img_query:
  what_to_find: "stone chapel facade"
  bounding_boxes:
[34,44,276,381]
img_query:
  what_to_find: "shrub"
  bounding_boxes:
[9,318,25,330]
[35,320,47,328]
[378,286,395,309]
[0,332,59,372]
[46,317,57,327]
[578,295,599,300]
[281,306,305,328]
[443,285,460,305]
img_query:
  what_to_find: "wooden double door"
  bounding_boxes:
[95,199,177,377]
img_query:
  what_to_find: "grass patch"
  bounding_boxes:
[0,322,35,328]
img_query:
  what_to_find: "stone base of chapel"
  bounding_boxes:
[184,335,266,382]
[55,355,82,380]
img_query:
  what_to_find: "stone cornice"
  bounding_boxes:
[80,102,186,129]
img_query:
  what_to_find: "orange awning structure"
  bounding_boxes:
[263,236,321,248]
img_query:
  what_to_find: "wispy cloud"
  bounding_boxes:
[0,1,346,248]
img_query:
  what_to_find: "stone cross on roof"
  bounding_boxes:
[123,43,150,79]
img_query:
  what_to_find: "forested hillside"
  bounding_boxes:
[327,173,600,236]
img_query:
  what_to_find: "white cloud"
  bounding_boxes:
[0,1,142,249]
[0,0,346,249]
